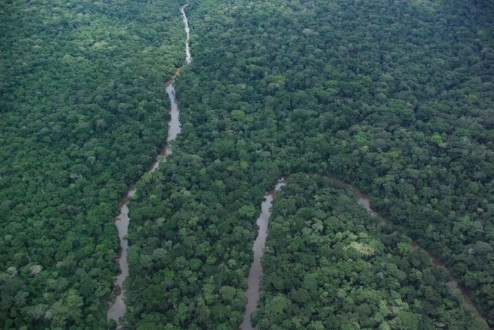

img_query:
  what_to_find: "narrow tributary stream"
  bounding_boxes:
[331,177,487,323]
[107,4,191,327]
[104,4,486,326]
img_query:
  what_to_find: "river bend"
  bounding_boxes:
[104,3,487,327]
[239,176,487,328]
[335,177,487,323]
[240,179,285,330]
[107,5,190,327]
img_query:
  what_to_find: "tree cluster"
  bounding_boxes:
[0,0,183,328]
[255,174,488,329]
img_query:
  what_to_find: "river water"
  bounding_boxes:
[181,4,192,64]
[107,5,190,327]
[106,188,135,324]
[239,176,487,328]
[240,179,285,330]
[105,3,487,327]
[351,183,486,323]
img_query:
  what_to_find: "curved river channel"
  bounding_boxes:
[107,4,191,327]
[330,176,486,323]
[106,5,486,327]
[240,177,487,328]
[240,179,286,330]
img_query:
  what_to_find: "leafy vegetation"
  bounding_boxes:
[123,150,279,329]
[255,174,488,329]
[0,0,183,328]
[1,0,493,328]
[127,0,493,327]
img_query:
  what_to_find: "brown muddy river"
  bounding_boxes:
[240,179,285,330]
[239,176,487,328]
[107,5,190,327]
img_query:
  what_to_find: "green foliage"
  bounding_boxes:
[170,0,494,325]
[0,0,183,327]
[2,0,493,327]
[256,175,488,329]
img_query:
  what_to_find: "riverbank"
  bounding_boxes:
[107,4,191,327]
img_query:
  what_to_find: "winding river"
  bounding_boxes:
[105,3,486,327]
[181,4,192,64]
[240,179,285,330]
[330,177,487,323]
[107,4,191,327]
[360,196,486,322]
[240,176,487,328]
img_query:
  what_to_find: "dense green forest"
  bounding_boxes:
[126,0,493,328]
[0,0,184,328]
[255,174,488,329]
[1,0,493,328]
